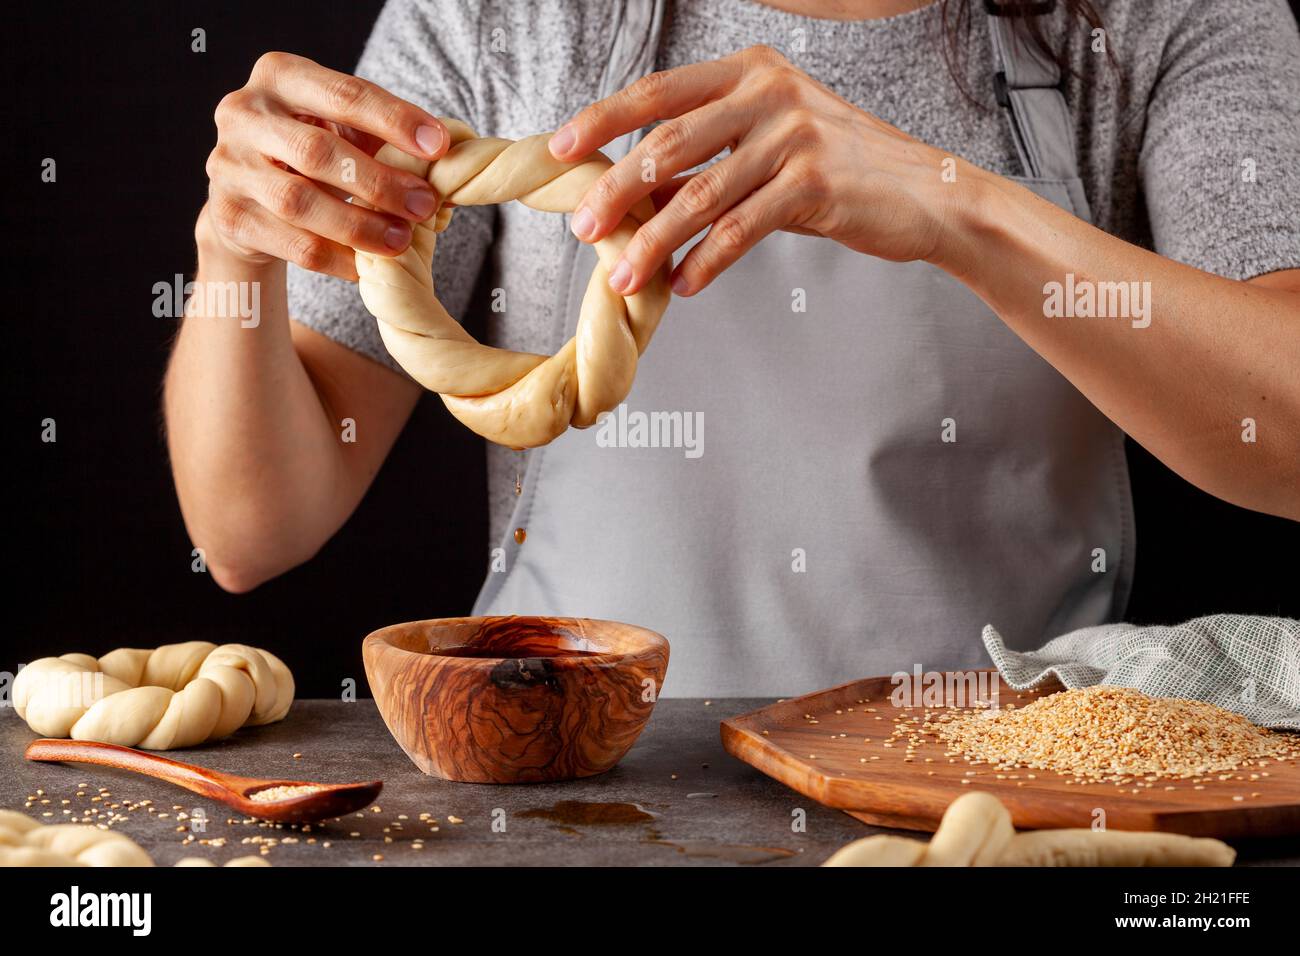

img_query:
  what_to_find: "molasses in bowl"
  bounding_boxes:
[362,615,670,783]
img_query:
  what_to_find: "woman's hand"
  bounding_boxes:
[549,44,962,297]
[200,52,451,280]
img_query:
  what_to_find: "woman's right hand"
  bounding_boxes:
[199,51,449,280]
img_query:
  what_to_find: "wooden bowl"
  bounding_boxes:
[362,615,670,783]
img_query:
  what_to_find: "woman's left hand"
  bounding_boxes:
[549,44,961,297]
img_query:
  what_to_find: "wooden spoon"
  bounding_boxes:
[25,739,382,824]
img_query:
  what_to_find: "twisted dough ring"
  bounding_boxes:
[0,810,269,867]
[12,641,293,750]
[822,792,1236,867]
[0,810,151,866]
[355,118,672,449]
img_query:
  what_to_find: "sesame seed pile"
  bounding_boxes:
[930,686,1299,782]
[248,784,326,803]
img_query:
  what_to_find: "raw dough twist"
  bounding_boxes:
[823,792,1236,867]
[0,810,268,867]
[12,641,294,750]
[354,118,672,449]
[0,809,151,866]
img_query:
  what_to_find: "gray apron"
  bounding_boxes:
[475,2,1134,697]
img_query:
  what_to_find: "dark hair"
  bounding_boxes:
[938,0,1113,104]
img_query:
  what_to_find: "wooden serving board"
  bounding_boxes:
[721,673,1300,838]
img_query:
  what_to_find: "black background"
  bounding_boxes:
[1,863,1292,937]
[5,1,1298,698]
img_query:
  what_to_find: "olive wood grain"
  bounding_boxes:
[24,738,382,823]
[721,673,1300,838]
[362,615,669,783]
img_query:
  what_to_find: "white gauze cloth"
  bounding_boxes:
[982,614,1300,730]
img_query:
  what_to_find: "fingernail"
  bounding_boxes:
[608,259,632,293]
[384,222,411,249]
[550,124,576,157]
[415,124,444,156]
[671,273,690,295]
[571,207,595,240]
[405,189,436,219]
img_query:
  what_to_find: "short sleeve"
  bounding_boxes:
[287,0,495,372]
[1138,0,1300,281]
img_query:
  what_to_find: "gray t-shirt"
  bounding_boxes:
[287,0,1300,548]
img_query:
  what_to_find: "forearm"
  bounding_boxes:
[164,216,352,591]
[936,168,1300,521]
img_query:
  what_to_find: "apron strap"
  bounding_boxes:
[985,1,1091,216]
[595,0,667,162]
